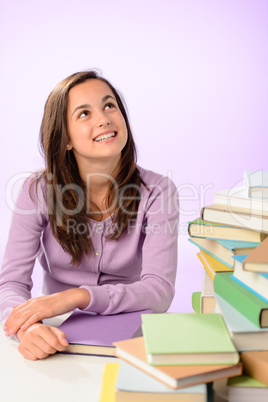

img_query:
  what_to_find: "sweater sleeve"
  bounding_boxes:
[80,177,179,314]
[0,176,46,323]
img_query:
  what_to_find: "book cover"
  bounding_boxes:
[58,310,151,357]
[213,272,268,328]
[99,363,120,402]
[214,294,268,351]
[188,217,266,243]
[233,255,268,302]
[197,249,233,281]
[201,204,268,233]
[115,360,207,401]
[114,336,242,390]
[240,351,268,386]
[141,313,239,366]
[243,237,268,273]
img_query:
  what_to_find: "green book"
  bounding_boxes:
[228,375,268,401]
[191,291,201,313]
[228,374,268,388]
[141,313,239,366]
[214,272,268,328]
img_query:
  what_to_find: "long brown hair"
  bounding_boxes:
[37,70,146,266]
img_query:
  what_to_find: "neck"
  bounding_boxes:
[77,155,121,196]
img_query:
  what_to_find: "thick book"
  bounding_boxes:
[201,204,268,233]
[115,360,207,401]
[244,170,268,198]
[240,351,268,386]
[188,217,266,243]
[214,294,268,352]
[197,249,233,280]
[189,237,258,268]
[114,336,242,390]
[228,374,268,402]
[141,313,239,366]
[213,272,268,328]
[214,185,268,212]
[233,255,268,302]
[243,237,268,273]
[58,310,151,357]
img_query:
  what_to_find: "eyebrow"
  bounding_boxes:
[71,95,116,116]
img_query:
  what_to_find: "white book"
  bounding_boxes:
[244,170,268,199]
[214,185,268,212]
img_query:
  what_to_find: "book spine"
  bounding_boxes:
[213,273,265,328]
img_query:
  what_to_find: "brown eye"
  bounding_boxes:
[104,103,115,110]
[79,110,89,118]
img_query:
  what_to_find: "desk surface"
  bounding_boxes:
[0,315,116,402]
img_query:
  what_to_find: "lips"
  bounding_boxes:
[94,131,117,142]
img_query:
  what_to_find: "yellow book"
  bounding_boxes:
[99,363,120,402]
[197,250,233,281]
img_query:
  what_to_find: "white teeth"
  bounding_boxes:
[94,132,116,142]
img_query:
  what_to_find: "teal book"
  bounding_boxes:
[116,360,207,401]
[141,313,239,366]
[214,272,268,328]
[188,237,258,268]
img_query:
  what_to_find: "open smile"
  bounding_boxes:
[93,131,117,143]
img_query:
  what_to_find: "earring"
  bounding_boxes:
[67,144,70,148]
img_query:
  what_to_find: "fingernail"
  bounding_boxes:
[8,329,13,335]
[3,326,6,331]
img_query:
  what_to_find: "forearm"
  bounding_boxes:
[4,288,91,336]
[80,276,175,315]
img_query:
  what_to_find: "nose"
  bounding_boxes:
[96,110,111,127]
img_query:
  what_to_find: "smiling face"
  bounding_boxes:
[67,79,128,171]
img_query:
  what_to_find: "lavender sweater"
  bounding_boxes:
[0,166,179,323]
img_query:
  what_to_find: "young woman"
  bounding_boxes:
[0,71,179,360]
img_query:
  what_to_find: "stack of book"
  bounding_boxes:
[109,312,242,401]
[227,350,268,402]
[188,170,268,400]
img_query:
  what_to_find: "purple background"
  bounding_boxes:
[0,0,267,312]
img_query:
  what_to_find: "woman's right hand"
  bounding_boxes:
[17,323,69,360]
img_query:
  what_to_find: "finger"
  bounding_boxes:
[39,326,68,351]
[18,342,51,360]
[46,327,69,349]
[20,313,43,332]
[18,345,39,361]
[5,310,36,336]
